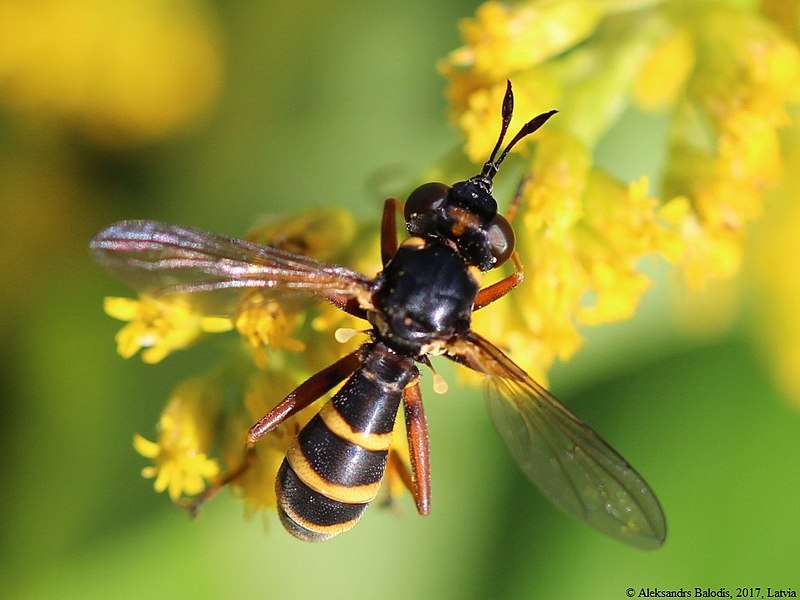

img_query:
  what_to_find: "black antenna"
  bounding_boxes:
[483,80,515,171]
[481,81,557,180]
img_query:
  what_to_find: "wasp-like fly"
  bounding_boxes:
[90,82,666,549]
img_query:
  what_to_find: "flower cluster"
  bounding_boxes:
[133,378,222,502]
[105,210,391,521]
[104,295,233,364]
[440,0,800,379]
[100,0,800,527]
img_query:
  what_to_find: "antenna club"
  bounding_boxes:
[492,108,558,173]
[501,80,514,120]
[480,83,558,181]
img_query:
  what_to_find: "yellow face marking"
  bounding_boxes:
[286,443,383,504]
[446,205,481,237]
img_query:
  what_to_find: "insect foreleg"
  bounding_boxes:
[472,251,524,311]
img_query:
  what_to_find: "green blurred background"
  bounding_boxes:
[2,1,799,598]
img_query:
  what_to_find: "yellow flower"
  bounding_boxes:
[234,292,306,370]
[633,25,695,111]
[441,0,605,99]
[104,295,233,363]
[134,378,222,501]
[474,131,682,379]
[233,208,368,370]
[445,0,800,374]
[441,0,667,153]
[656,5,800,289]
[750,111,800,407]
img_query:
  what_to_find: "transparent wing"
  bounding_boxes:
[449,331,666,550]
[90,220,374,314]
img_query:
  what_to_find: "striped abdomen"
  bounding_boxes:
[277,342,419,541]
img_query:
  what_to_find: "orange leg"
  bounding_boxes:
[504,173,531,224]
[473,175,531,311]
[473,251,523,311]
[182,349,363,515]
[381,197,401,267]
[247,348,362,445]
[401,380,431,515]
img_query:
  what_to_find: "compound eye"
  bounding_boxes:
[404,182,449,222]
[487,214,515,266]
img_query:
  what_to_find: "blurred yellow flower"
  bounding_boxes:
[226,371,311,522]
[633,25,695,111]
[134,378,222,501]
[245,208,357,262]
[750,112,800,407]
[0,0,222,146]
[659,6,800,289]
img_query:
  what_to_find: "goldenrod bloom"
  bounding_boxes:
[443,0,800,375]
[134,378,222,501]
[104,295,232,363]
[473,132,683,379]
[235,292,306,370]
[226,371,310,521]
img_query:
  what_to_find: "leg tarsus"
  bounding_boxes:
[183,349,363,515]
[179,446,257,517]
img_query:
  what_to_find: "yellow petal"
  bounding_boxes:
[133,433,160,458]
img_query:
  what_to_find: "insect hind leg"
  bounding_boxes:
[181,349,363,517]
